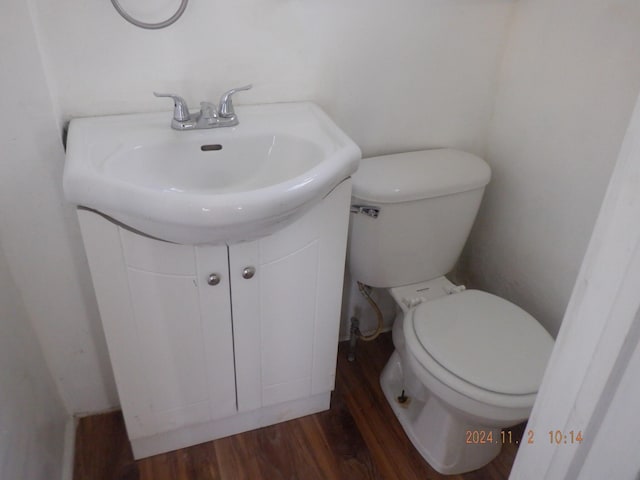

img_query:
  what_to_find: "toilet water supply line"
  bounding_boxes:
[111,0,189,29]
[353,281,384,342]
[348,282,384,361]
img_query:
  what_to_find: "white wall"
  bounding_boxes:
[467,0,640,336]
[0,243,68,480]
[31,0,514,158]
[0,0,118,413]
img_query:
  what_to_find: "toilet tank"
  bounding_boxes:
[348,149,491,288]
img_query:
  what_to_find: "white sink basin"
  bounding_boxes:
[64,102,361,244]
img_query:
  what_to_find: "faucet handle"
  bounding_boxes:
[218,84,252,118]
[153,92,191,122]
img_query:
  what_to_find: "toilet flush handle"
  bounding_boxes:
[350,205,380,218]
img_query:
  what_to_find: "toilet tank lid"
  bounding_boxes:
[351,149,491,203]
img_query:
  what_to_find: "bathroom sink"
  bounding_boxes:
[64,102,361,244]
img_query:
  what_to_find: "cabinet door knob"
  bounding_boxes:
[207,273,221,286]
[242,266,256,279]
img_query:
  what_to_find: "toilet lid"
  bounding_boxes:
[412,290,554,395]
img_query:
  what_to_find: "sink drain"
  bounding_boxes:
[201,144,223,151]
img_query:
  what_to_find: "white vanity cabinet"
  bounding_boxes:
[78,179,351,459]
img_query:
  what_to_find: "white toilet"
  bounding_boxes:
[348,149,554,474]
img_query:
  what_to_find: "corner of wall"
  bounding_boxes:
[25,0,64,139]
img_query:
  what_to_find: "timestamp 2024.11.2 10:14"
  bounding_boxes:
[466,429,584,445]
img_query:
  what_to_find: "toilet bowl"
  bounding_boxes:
[347,149,554,474]
[382,278,553,473]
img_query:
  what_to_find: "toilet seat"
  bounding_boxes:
[404,290,554,408]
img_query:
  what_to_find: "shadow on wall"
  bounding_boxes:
[0,246,68,480]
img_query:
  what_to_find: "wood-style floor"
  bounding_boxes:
[73,333,524,480]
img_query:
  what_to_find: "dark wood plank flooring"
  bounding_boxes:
[74,333,524,479]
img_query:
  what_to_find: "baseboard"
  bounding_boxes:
[61,416,77,480]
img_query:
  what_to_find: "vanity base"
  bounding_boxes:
[131,392,330,459]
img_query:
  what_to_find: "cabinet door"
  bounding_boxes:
[230,179,352,410]
[78,211,237,439]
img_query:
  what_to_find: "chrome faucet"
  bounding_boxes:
[154,85,252,130]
